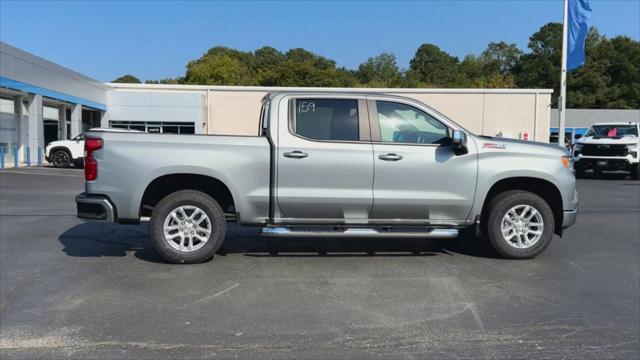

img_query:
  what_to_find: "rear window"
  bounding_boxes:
[292,99,359,141]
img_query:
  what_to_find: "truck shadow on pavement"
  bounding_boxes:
[58,223,496,263]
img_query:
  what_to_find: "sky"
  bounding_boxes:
[1,0,639,82]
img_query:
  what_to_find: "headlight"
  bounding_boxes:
[574,144,583,151]
[627,143,638,150]
[562,156,574,172]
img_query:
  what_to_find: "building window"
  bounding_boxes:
[109,121,196,134]
[82,109,101,132]
[43,105,59,120]
[0,97,19,160]
[43,105,61,145]
[0,97,16,114]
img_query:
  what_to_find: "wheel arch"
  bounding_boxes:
[139,173,236,219]
[480,177,564,235]
[49,146,72,157]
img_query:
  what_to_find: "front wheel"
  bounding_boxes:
[630,164,639,180]
[574,163,586,178]
[149,190,226,264]
[51,150,71,168]
[484,190,555,259]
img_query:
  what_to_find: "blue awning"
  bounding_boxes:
[0,76,106,111]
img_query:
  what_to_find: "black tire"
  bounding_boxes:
[484,190,555,259]
[149,190,226,264]
[51,149,71,168]
[631,164,639,180]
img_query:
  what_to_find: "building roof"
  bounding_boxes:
[1,41,108,109]
[551,109,640,128]
[108,82,554,95]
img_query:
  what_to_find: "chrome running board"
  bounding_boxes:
[260,227,458,239]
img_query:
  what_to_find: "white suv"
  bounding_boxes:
[45,134,85,168]
[573,122,639,180]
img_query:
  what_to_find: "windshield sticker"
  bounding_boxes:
[483,143,506,149]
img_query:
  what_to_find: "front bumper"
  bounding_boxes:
[76,192,117,222]
[562,208,578,229]
[574,155,638,170]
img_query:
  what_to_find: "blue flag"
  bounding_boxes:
[567,0,592,70]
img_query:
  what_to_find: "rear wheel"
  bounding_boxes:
[484,190,555,259]
[149,190,226,264]
[51,150,71,168]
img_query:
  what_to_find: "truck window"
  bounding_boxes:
[375,101,449,145]
[292,99,359,141]
[585,125,638,138]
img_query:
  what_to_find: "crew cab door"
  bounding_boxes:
[275,96,373,223]
[367,98,478,224]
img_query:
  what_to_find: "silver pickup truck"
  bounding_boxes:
[76,92,578,263]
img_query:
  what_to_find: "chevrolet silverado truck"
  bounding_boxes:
[76,92,579,263]
[573,122,639,180]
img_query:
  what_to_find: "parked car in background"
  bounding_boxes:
[573,122,639,179]
[45,134,85,168]
[75,92,579,264]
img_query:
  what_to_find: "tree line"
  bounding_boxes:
[113,22,640,109]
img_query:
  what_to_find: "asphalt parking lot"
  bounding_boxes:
[0,167,638,359]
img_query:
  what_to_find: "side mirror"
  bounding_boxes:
[451,130,468,155]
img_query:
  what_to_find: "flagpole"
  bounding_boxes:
[559,0,569,148]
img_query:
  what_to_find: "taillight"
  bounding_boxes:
[84,137,103,181]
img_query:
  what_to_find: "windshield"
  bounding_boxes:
[585,125,638,138]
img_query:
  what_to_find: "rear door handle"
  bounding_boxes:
[283,150,308,159]
[378,153,403,161]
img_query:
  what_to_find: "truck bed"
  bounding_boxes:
[85,130,271,223]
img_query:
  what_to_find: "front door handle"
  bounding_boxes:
[378,153,403,161]
[283,150,308,159]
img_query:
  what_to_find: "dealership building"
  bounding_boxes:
[1,41,637,167]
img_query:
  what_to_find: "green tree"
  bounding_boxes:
[140,29,638,108]
[284,48,336,70]
[145,78,182,84]
[184,54,255,85]
[457,54,515,88]
[409,44,459,86]
[514,22,563,105]
[252,46,285,85]
[184,46,256,85]
[480,41,523,75]
[266,48,356,87]
[604,36,640,108]
[112,74,141,83]
[356,53,403,87]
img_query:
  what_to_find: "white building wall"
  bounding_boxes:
[107,90,205,133]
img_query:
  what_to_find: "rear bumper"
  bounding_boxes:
[562,208,578,229]
[76,193,117,222]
